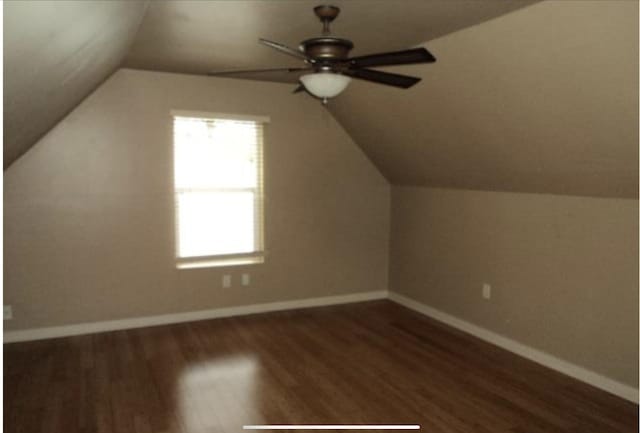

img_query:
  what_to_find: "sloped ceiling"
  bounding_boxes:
[329,0,638,198]
[4,0,536,170]
[124,0,536,83]
[5,1,637,199]
[3,0,148,168]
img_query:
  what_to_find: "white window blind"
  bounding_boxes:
[173,114,265,268]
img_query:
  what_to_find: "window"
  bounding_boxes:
[172,111,267,268]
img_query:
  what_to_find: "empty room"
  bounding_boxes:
[3,1,638,432]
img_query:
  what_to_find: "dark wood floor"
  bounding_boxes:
[4,300,638,433]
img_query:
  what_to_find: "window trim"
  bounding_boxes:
[176,252,265,269]
[171,110,268,269]
[171,110,271,124]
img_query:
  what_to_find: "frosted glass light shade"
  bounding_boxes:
[299,72,351,98]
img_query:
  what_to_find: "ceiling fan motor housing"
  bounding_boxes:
[300,37,354,61]
[301,5,353,64]
[208,4,435,98]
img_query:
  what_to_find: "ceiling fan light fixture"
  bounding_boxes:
[208,5,436,103]
[300,72,351,99]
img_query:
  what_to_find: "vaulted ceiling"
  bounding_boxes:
[330,0,639,198]
[3,0,534,169]
[4,0,638,198]
[125,0,535,81]
[3,0,148,168]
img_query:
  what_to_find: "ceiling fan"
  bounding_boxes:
[208,5,436,104]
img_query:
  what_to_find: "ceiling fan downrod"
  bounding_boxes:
[314,5,340,35]
[208,4,436,103]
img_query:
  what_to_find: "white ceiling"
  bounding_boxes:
[3,0,148,168]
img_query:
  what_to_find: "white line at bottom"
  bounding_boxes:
[243,426,420,430]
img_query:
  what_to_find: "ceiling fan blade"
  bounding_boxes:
[343,68,421,88]
[259,38,310,61]
[348,47,435,69]
[208,67,311,76]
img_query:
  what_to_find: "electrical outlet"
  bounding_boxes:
[4,305,13,320]
[241,273,250,286]
[222,275,232,288]
[482,283,491,300]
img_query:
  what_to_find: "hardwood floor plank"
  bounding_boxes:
[4,301,637,433]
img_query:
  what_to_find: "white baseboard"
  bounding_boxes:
[388,291,638,403]
[5,289,636,404]
[3,290,388,344]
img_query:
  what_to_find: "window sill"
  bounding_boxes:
[176,255,264,269]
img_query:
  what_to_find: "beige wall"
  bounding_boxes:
[4,65,636,393]
[3,69,390,330]
[390,186,638,387]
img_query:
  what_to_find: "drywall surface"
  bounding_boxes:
[390,186,638,387]
[125,0,535,80]
[330,0,638,198]
[3,0,148,168]
[3,69,390,330]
